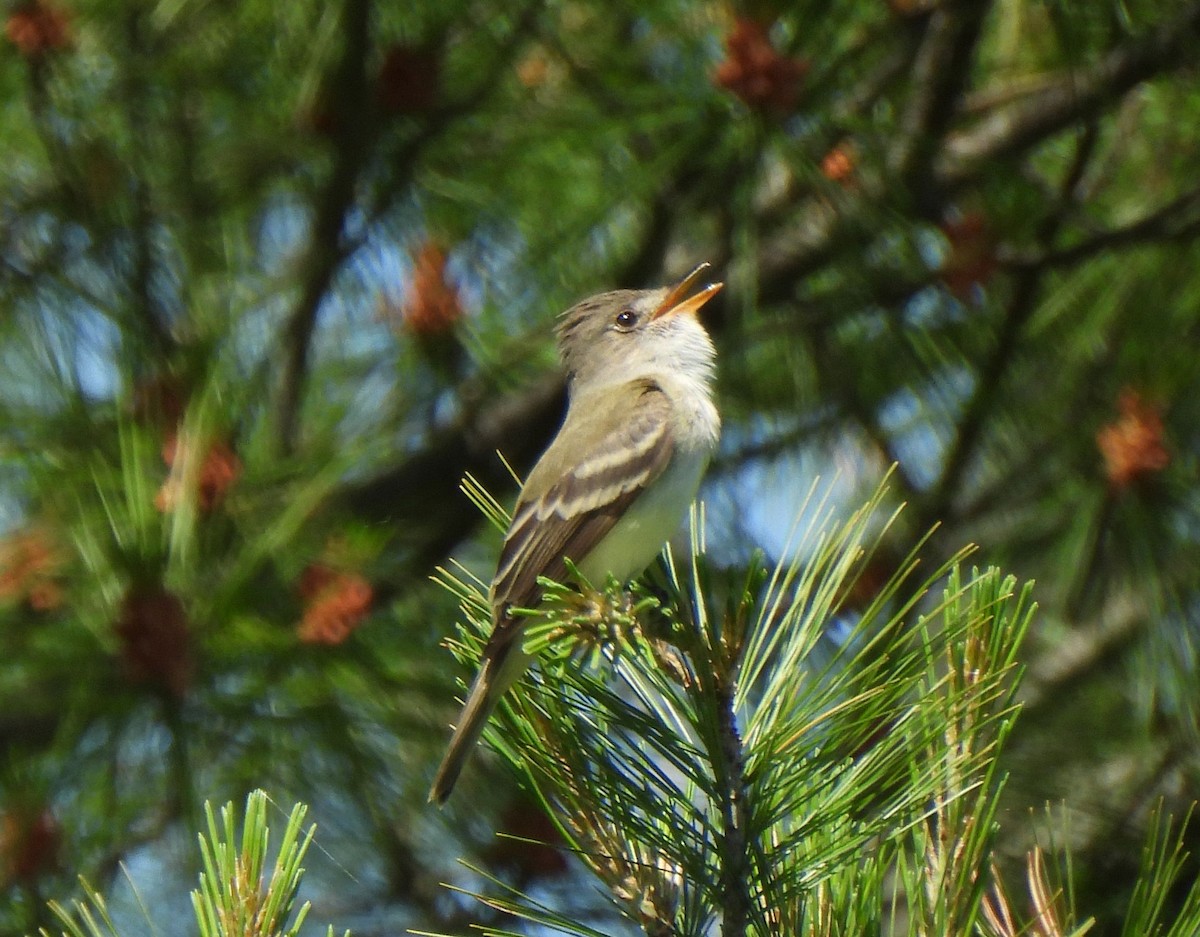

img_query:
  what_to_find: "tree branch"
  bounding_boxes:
[999,185,1200,272]
[276,0,373,455]
[714,669,750,936]
[1018,596,1144,717]
[922,123,1099,526]
[937,0,1200,188]
[120,6,176,359]
[340,372,568,580]
[756,3,1200,310]
[276,2,544,454]
[889,0,993,217]
[754,35,926,304]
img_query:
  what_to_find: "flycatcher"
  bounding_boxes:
[429,263,722,805]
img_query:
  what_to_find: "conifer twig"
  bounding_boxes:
[889,0,992,217]
[713,670,750,937]
[937,0,1200,187]
[924,122,1098,528]
[276,0,372,455]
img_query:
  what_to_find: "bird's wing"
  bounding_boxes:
[429,381,673,805]
[486,378,675,643]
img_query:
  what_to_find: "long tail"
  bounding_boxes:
[428,643,529,806]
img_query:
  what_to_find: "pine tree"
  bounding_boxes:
[2,0,1199,933]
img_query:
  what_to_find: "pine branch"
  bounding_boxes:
[40,792,350,937]
[118,7,176,358]
[1000,185,1200,273]
[277,0,373,455]
[937,0,1200,188]
[427,481,1052,933]
[889,0,993,217]
[340,371,567,586]
[713,662,750,937]
[758,1,1200,311]
[276,1,545,454]
[1018,597,1145,716]
[923,122,1099,527]
[352,1,545,242]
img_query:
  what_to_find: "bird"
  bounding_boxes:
[429,263,722,805]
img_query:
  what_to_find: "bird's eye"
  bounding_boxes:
[614,309,638,330]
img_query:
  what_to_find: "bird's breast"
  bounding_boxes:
[576,447,711,586]
[659,373,721,456]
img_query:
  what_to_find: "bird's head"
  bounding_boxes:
[555,263,722,390]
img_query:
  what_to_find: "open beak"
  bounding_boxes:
[652,262,724,320]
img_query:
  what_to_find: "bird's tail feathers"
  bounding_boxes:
[428,644,529,806]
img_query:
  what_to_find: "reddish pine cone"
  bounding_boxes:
[938,211,998,299]
[1096,388,1170,489]
[155,432,241,513]
[390,242,464,338]
[0,527,64,612]
[714,17,807,113]
[0,808,61,885]
[821,141,858,186]
[114,585,193,697]
[297,565,373,645]
[5,1,71,58]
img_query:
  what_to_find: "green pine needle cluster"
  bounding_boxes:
[423,483,1200,936]
[39,792,350,937]
[28,486,1200,937]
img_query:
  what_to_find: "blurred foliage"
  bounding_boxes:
[2,0,1199,933]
